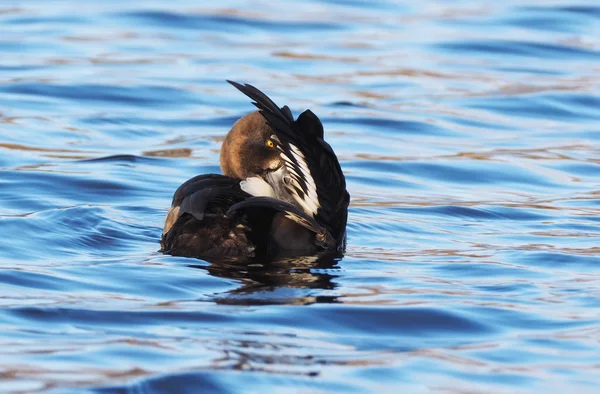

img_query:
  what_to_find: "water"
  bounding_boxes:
[1,0,599,392]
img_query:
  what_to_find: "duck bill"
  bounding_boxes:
[263,166,294,204]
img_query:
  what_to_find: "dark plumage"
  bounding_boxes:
[160,81,349,261]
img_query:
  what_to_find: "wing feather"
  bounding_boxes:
[227,196,332,249]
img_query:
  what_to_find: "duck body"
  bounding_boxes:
[160,174,325,259]
[160,81,349,261]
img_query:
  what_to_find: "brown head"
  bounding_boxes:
[220,111,281,179]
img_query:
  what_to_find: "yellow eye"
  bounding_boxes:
[265,139,274,148]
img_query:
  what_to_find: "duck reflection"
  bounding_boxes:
[188,252,343,305]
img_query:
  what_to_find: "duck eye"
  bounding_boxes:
[265,139,274,148]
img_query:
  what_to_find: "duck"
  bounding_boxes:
[160,81,349,261]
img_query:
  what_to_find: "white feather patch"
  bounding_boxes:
[240,177,276,198]
[285,144,320,216]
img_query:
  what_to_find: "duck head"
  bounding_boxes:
[220,111,281,180]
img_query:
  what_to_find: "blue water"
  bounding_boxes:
[1,0,599,392]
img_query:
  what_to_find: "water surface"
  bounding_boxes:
[1,0,599,393]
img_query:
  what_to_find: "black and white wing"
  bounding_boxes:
[227,81,350,243]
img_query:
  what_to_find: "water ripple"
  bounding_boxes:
[1,0,599,393]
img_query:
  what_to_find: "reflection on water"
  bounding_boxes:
[1,0,600,393]
[192,253,341,305]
